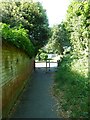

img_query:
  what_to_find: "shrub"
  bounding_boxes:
[1,22,35,58]
[54,54,89,118]
[40,52,48,61]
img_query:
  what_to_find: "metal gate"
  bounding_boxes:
[35,61,58,68]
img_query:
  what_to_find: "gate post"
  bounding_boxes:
[34,60,35,71]
[57,60,60,67]
[46,59,47,72]
[49,59,50,71]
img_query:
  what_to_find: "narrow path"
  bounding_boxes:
[11,67,60,118]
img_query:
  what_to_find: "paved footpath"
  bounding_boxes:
[11,67,61,118]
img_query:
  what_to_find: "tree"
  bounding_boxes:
[19,1,50,50]
[0,2,20,27]
[54,0,89,118]
[46,22,70,54]
[0,0,50,52]
[66,0,89,57]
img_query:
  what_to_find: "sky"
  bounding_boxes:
[34,0,71,26]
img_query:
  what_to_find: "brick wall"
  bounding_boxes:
[1,42,34,118]
[0,40,2,120]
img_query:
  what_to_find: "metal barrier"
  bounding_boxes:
[35,60,58,72]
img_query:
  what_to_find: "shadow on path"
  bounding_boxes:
[11,67,60,118]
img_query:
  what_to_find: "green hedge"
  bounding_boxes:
[0,22,35,58]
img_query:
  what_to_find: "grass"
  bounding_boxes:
[54,54,89,118]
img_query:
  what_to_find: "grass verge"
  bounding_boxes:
[53,54,89,118]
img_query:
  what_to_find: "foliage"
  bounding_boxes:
[1,22,35,58]
[54,0,89,118]
[39,52,48,60]
[0,0,50,51]
[55,55,89,118]
[66,0,89,57]
[36,49,48,61]
[46,22,70,54]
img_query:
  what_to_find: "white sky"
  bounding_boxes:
[34,0,71,26]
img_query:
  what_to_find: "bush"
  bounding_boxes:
[1,22,35,58]
[54,54,89,118]
[40,52,48,60]
[53,0,89,118]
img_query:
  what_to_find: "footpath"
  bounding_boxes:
[11,67,60,118]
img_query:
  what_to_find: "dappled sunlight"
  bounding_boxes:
[1,0,89,119]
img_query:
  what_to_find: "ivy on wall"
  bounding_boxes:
[1,22,35,58]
